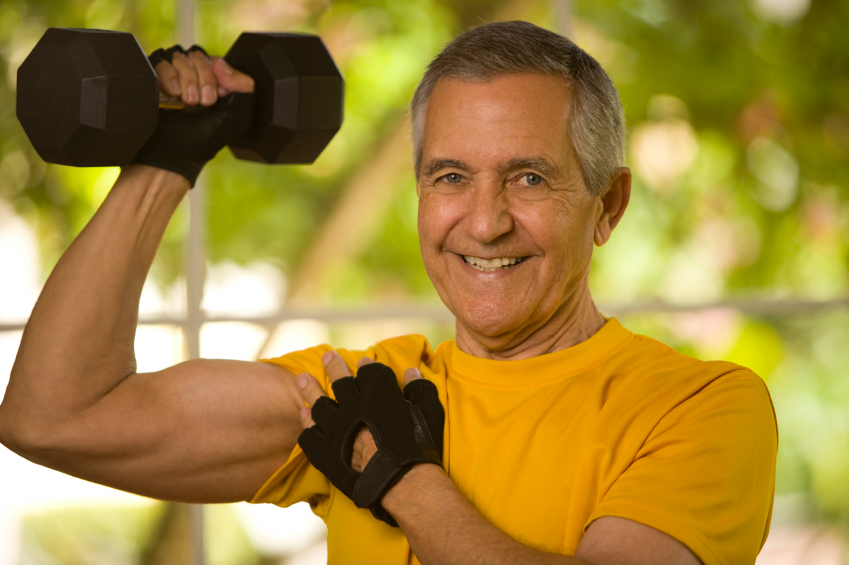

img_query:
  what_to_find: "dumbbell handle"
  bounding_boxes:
[158,93,245,111]
[158,93,186,110]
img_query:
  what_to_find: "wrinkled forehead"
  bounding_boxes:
[423,72,572,127]
[418,74,575,172]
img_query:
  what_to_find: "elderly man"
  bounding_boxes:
[0,20,775,565]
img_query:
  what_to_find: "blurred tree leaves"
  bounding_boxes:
[18,502,262,565]
[20,504,162,565]
[4,0,844,302]
[2,0,849,546]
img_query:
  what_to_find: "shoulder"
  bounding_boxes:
[260,343,336,378]
[259,334,440,390]
[599,325,776,439]
[372,334,436,364]
[612,328,770,397]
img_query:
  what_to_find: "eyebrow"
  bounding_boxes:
[497,158,561,178]
[421,159,473,178]
[421,157,563,179]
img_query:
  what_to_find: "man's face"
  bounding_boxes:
[417,73,604,348]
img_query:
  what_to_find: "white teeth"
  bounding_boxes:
[463,255,526,272]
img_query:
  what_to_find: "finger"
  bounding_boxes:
[322,350,352,383]
[351,426,378,473]
[171,51,200,105]
[213,57,256,94]
[154,61,181,97]
[403,372,436,404]
[357,357,375,369]
[355,361,396,388]
[311,396,339,429]
[295,372,327,407]
[403,370,438,407]
[188,49,218,106]
[403,376,444,455]
[299,406,315,429]
[404,367,423,387]
[331,376,358,403]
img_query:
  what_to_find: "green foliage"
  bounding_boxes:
[582,0,849,303]
[354,177,437,299]
[19,503,163,564]
[18,502,262,565]
[2,0,848,545]
[205,504,263,565]
[767,311,849,524]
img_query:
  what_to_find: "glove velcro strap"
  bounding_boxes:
[129,91,254,187]
[352,451,407,509]
[130,142,205,188]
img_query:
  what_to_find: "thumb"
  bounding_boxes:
[403,367,423,387]
[402,369,444,457]
[213,57,255,93]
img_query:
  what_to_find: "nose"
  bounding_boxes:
[465,181,513,244]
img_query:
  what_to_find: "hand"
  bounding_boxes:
[129,45,256,186]
[152,47,255,106]
[299,354,424,471]
[296,351,444,526]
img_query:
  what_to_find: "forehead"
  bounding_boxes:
[422,73,573,166]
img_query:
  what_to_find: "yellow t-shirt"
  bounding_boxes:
[251,318,777,565]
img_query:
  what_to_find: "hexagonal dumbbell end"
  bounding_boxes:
[224,32,344,165]
[16,28,158,167]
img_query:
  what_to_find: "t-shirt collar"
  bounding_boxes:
[447,318,632,387]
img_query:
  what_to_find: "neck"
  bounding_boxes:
[454,284,605,361]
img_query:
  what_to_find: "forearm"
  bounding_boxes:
[383,464,587,565]
[1,165,189,434]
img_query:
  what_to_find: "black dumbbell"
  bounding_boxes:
[16,28,344,167]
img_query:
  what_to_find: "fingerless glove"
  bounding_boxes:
[130,45,254,186]
[298,363,445,527]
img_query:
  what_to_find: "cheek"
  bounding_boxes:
[513,197,595,265]
[553,203,598,269]
[418,192,465,250]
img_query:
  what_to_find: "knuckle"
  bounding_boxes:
[173,59,190,75]
[191,52,212,68]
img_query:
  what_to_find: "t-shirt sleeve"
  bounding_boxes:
[586,369,778,565]
[248,344,374,517]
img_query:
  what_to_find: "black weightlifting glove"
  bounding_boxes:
[298,362,445,527]
[130,45,254,187]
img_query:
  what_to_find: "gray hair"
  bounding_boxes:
[410,20,625,197]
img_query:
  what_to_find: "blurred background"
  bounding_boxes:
[0,0,847,563]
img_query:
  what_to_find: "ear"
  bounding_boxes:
[594,167,631,247]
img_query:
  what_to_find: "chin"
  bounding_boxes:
[454,299,527,339]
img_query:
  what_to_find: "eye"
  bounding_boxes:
[521,173,543,186]
[441,173,463,184]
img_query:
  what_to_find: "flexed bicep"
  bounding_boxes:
[7,358,305,504]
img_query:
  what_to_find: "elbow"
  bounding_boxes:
[0,403,61,461]
[0,404,26,455]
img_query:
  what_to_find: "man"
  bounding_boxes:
[0,20,776,565]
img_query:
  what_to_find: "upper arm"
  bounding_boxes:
[16,358,304,503]
[576,517,703,565]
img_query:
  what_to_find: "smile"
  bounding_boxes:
[463,255,527,272]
